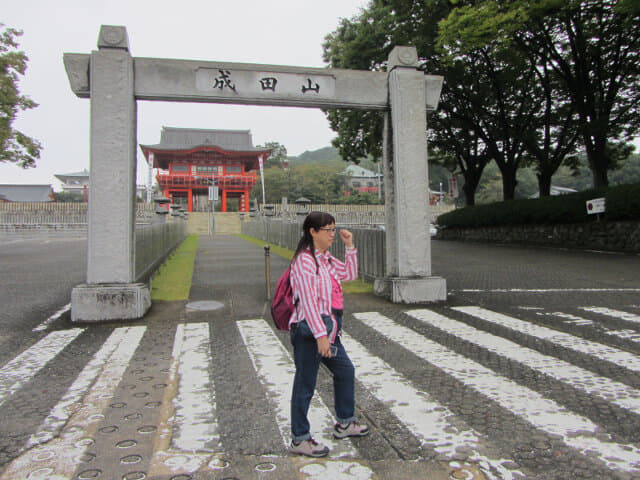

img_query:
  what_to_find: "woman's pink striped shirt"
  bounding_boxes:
[289,247,358,342]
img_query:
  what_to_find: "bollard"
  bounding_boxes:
[264,245,271,300]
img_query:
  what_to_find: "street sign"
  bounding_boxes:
[208,186,219,201]
[586,197,605,214]
[448,175,459,198]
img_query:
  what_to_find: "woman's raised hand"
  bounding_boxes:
[339,229,353,248]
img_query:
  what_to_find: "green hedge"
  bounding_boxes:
[437,182,640,228]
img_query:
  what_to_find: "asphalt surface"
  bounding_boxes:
[0,233,639,480]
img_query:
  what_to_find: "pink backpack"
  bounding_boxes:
[270,266,298,331]
[271,252,324,331]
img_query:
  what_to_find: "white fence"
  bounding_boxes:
[0,202,154,226]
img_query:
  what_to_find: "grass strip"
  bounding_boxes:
[151,234,199,301]
[235,233,374,294]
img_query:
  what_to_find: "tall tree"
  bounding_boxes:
[257,141,288,169]
[0,25,41,168]
[322,0,454,164]
[428,60,492,205]
[424,38,535,200]
[323,0,537,202]
[439,0,640,188]
[519,46,581,196]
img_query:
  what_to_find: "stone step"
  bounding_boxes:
[187,212,241,234]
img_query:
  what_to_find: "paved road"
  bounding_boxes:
[0,236,86,366]
[0,235,639,480]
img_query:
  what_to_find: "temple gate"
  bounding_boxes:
[141,127,269,213]
[64,25,446,321]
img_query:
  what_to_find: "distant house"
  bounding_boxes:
[55,169,90,195]
[55,168,147,200]
[0,184,56,202]
[343,165,380,195]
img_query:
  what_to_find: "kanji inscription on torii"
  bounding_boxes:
[195,68,335,98]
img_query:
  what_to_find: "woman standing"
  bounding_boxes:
[288,211,369,458]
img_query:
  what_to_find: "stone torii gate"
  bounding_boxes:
[64,25,446,322]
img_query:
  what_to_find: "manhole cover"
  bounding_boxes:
[185,301,224,311]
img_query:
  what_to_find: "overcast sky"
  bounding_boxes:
[1,0,368,190]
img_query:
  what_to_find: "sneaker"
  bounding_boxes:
[333,420,369,439]
[290,438,330,457]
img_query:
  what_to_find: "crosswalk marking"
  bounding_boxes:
[407,309,640,415]
[3,306,640,479]
[25,327,132,449]
[341,330,522,480]
[0,326,145,480]
[356,311,640,474]
[237,319,358,458]
[455,288,640,293]
[579,306,640,324]
[32,303,71,332]
[171,323,219,452]
[0,328,84,406]
[148,323,220,477]
[454,306,640,373]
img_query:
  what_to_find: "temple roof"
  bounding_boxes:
[140,127,272,170]
[140,127,266,152]
[54,169,89,180]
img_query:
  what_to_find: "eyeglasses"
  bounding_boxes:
[319,227,337,233]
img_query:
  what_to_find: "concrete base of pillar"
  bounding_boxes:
[71,283,151,322]
[374,276,447,303]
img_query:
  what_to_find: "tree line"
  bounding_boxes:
[322,0,640,205]
[252,144,640,208]
[250,143,383,205]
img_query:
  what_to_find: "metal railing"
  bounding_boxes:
[253,202,453,224]
[135,220,187,282]
[242,217,385,282]
[156,172,257,188]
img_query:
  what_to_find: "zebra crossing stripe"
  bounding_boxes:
[171,323,219,452]
[25,327,132,449]
[355,312,640,474]
[32,303,71,332]
[0,328,84,407]
[407,309,640,415]
[0,326,145,480]
[147,323,220,477]
[453,306,640,373]
[341,330,523,480]
[579,307,640,324]
[237,319,358,458]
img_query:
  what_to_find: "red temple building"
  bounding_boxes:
[140,127,271,212]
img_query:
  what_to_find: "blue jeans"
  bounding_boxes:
[290,312,355,443]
